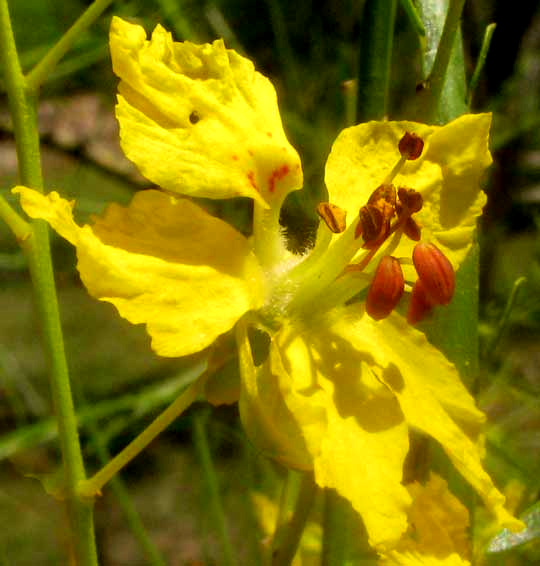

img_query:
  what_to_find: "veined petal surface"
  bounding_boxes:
[324,114,490,279]
[334,305,522,532]
[14,187,264,357]
[238,318,412,550]
[110,17,302,206]
[379,474,471,566]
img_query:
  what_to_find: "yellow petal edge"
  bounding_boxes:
[324,113,490,280]
[110,16,303,207]
[13,186,264,357]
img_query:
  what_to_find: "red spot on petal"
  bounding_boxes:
[248,149,254,156]
[232,154,239,161]
[266,132,273,138]
[267,164,290,193]
[247,171,258,191]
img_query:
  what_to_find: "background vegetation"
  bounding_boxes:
[1,0,540,563]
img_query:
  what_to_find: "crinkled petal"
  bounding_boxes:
[379,474,471,566]
[237,320,323,470]
[277,322,412,550]
[110,17,302,206]
[324,114,490,279]
[238,317,412,550]
[14,186,264,357]
[333,305,522,532]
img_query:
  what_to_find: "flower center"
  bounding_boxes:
[275,130,455,325]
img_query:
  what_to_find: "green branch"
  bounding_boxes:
[0,0,105,563]
[25,0,114,91]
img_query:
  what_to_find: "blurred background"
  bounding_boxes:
[1,0,540,563]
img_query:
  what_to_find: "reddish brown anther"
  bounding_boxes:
[366,256,405,320]
[317,202,347,233]
[412,243,455,305]
[368,183,396,208]
[403,217,421,241]
[397,187,423,214]
[398,132,424,160]
[356,204,384,242]
[407,279,434,325]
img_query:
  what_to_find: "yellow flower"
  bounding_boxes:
[13,16,522,554]
[379,474,472,565]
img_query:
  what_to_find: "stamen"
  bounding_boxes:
[403,217,421,241]
[383,154,408,185]
[366,256,404,320]
[317,202,347,233]
[383,131,425,184]
[412,243,455,305]
[398,131,424,160]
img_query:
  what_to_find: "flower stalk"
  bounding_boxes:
[0,1,116,563]
[25,0,115,91]
[79,379,202,497]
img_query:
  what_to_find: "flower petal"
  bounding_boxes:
[324,114,490,278]
[238,318,412,549]
[277,323,412,550]
[379,474,472,566]
[14,186,264,357]
[110,17,302,206]
[237,320,324,471]
[334,305,522,532]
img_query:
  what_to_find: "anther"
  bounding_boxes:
[368,184,396,209]
[398,132,424,160]
[366,256,405,320]
[412,243,455,305]
[406,279,433,325]
[356,204,385,243]
[317,202,347,233]
[397,187,423,214]
[403,217,421,241]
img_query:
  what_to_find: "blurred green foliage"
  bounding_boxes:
[1,0,540,563]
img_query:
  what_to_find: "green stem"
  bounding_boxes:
[86,408,167,566]
[399,0,426,39]
[485,276,526,358]
[0,194,30,241]
[357,0,398,121]
[467,23,496,107]
[25,0,114,91]
[193,409,238,566]
[0,1,98,564]
[253,201,286,269]
[271,473,316,566]
[417,0,466,122]
[79,379,201,497]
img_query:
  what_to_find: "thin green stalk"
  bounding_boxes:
[0,194,30,241]
[193,409,238,566]
[417,0,466,122]
[399,0,426,39]
[467,23,496,106]
[81,393,166,566]
[0,367,204,461]
[485,276,526,357]
[79,379,202,497]
[271,473,316,566]
[0,1,97,564]
[357,0,398,121]
[25,0,114,91]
